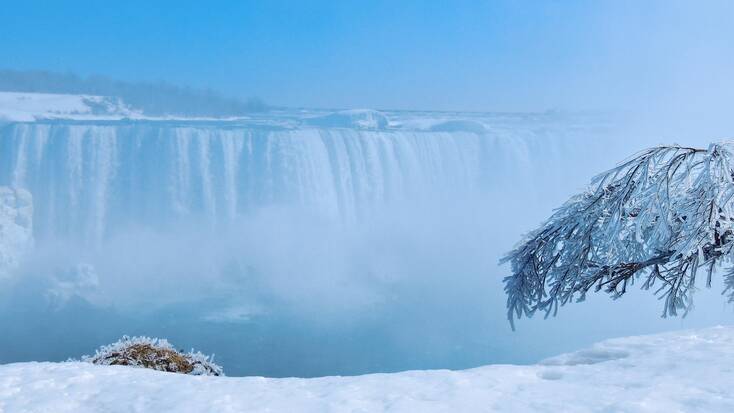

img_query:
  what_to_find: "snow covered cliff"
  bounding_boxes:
[1,326,732,412]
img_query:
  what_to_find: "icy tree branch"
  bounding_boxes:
[502,142,734,328]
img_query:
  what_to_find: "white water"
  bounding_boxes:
[0,118,612,244]
[0,186,32,278]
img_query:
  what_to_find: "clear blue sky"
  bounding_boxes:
[1,0,733,111]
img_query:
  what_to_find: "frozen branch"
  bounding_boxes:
[502,142,734,328]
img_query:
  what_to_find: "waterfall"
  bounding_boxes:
[0,118,616,244]
[0,187,32,277]
[9,115,717,379]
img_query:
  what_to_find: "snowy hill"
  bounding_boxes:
[1,326,733,412]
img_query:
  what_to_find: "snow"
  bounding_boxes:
[0,91,613,131]
[0,187,33,278]
[1,326,733,412]
[0,92,142,121]
[303,109,390,129]
[502,143,734,324]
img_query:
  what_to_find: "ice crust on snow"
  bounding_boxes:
[2,326,734,412]
[0,187,33,278]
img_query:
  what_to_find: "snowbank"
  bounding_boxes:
[0,187,33,278]
[1,326,733,412]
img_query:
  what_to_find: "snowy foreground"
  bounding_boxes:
[2,327,734,412]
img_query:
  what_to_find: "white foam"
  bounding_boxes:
[0,187,33,278]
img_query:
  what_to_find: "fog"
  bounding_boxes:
[0,119,731,377]
[2,1,734,378]
[585,1,734,140]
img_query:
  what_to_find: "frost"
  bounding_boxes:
[502,142,734,327]
[81,335,224,376]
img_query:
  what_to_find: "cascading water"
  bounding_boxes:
[0,117,611,244]
[6,111,722,378]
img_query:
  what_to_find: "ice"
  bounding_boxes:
[428,119,487,133]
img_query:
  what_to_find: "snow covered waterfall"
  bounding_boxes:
[0,114,615,245]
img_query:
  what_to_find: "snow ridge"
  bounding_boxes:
[1,326,733,412]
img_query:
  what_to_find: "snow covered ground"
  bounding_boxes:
[0,92,141,121]
[1,326,733,412]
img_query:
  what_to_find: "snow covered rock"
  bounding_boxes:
[304,109,389,130]
[2,326,734,412]
[0,187,33,278]
[82,336,223,376]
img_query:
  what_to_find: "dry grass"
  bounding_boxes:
[83,336,224,376]
[99,343,195,374]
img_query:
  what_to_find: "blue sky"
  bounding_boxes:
[2,0,733,111]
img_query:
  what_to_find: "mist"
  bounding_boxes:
[0,118,731,377]
[2,1,734,379]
